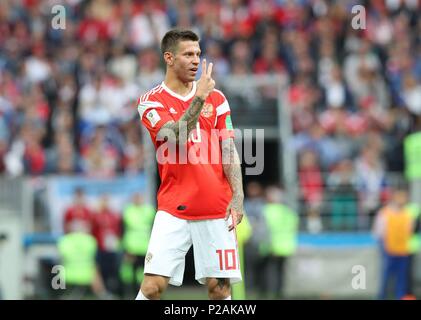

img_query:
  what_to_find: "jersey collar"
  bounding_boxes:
[161,81,197,102]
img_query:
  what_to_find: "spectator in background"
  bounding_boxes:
[63,188,93,235]
[121,123,144,175]
[121,193,155,296]
[50,100,75,136]
[58,213,109,300]
[320,108,359,164]
[402,72,421,117]
[22,124,46,175]
[355,146,388,229]
[288,73,317,126]
[298,149,324,233]
[194,0,222,41]
[170,0,200,33]
[129,0,170,51]
[24,43,51,85]
[91,194,122,297]
[327,160,359,230]
[293,122,339,170]
[317,40,338,92]
[322,65,350,110]
[259,186,299,299]
[253,41,285,75]
[253,36,286,99]
[46,131,79,174]
[107,42,137,84]
[243,181,267,294]
[79,125,120,177]
[78,75,114,129]
[382,108,411,172]
[77,0,115,45]
[136,47,165,96]
[76,50,102,87]
[406,202,421,300]
[0,71,22,118]
[107,74,139,124]
[3,126,25,177]
[372,188,416,300]
[203,40,230,81]
[220,0,254,41]
[344,38,382,103]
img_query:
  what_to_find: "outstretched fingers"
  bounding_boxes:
[207,62,213,78]
[201,59,207,77]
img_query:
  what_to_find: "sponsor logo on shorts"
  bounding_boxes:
[145,252,153,264]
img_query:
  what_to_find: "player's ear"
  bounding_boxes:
[164,52,174,66]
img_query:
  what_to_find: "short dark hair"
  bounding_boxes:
[161,29,199,55]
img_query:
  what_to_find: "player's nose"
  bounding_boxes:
[192,55,200,65]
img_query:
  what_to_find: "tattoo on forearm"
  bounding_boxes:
[183,96,205,133]
[222,139,244,208]
[158,96,205,144]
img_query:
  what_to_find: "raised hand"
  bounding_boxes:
[196,59,215,100]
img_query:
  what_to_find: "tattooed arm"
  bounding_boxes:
[157,96,205,144]
[222,138,245,231]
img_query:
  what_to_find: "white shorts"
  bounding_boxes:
[144,210,242,286]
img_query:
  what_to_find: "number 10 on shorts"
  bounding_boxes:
[216,249,237,270]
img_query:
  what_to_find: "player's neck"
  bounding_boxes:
[163,74,193,97]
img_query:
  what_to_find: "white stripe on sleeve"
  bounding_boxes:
[216,100,230,116]
[137,101,164,119]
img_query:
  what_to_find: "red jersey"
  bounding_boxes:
[137,81,234,220]
[63,205,93,234]
[92,209,121,252]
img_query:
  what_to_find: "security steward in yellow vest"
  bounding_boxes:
[373,188,418,300]
[120,193,155,295]
[259,186,299,299]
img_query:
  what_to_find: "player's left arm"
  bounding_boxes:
[221,138,245,231]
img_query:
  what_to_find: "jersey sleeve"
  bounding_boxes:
[215,93,235,141]
[137,98,173,141]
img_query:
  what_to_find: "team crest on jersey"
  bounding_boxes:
[201,103,213,118]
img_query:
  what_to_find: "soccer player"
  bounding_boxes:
[135,29,245,300]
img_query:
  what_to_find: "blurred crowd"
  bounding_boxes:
[56,188,155,299]
[0,0,421,229]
